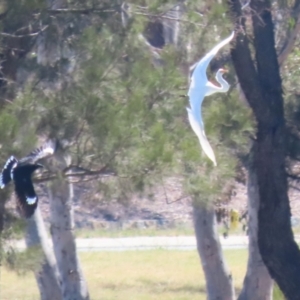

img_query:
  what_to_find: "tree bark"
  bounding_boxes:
[35,1,89,297]
[25,206,62,300]
[238,164,273,300]
[48,176,89,300]
[278,0,300,67]
[193,202,235,300]
[229,0,300,297]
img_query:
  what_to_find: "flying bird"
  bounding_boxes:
[0,140,56,218]
[187,31,234,166]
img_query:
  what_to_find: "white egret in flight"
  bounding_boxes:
[187,31,234,166]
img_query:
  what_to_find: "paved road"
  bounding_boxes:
[75,235,250,251]
[11,235,300,252]
[9,235,250,252]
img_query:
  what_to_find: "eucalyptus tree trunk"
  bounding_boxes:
[48,153,89,300]
[238,165,273,300]
[137,17,236,300]
[229,0,300,297]
[36,0,89,297]
[25,206,62,300]
[193,202,235,300]
[235,3,300,296]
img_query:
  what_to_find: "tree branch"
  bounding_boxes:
[278,0,300,66]
[47,8,117,14]
[134,11,204,27]
[0,26,49,38]
[251,0,283,97]
[34,165,116,184]
[227,0,266,123]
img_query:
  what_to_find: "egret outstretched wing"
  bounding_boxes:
[191,31,234,82]
[186,107,217,166]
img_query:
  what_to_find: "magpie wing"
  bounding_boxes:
[13,165,41,218]
[20,140,56,164]
[0,156,18,188]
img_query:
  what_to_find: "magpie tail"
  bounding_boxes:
[13,164,43,218]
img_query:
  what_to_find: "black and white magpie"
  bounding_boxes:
[0,140,56,218]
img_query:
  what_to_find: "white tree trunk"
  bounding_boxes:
[193,202,235,300]
[25,206,62,300]
[238,167,273,300]
[36,1,89,297]
[48,177,89,300]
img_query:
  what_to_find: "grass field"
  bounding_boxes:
[0,249,248,300]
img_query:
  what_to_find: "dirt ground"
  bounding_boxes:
[5,176,300,228]
[40,177,249,227]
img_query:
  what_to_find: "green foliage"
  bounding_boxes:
[209,2,227,18]
[0,110,19,144]
[70,21,186,183]
[281,42,300,160]
[0,0,254,206]
[205,89,254,153]
[0,0,262,216]
[3,0,45,31]
[288,17,296,30]
[273,283,285,300]
[0,0,255,291]
[4,245,44,275]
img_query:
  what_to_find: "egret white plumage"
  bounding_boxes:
[0,140,56,218]
[187,31,234,166]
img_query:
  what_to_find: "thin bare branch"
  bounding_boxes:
[34,166,115,183]
[0,25,49,38]
[278,0,300,66]
[289,184,300,192]
[47,8,117,14]
[134,11,205,27]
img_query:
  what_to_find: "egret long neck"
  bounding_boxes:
[206,73,229,96]
[216,72,229,92]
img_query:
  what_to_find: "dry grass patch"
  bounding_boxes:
[0,249,247,300]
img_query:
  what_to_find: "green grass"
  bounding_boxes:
[74,223,249,238]
[273,284,285,300]
[0,249,248,300]
[74,223,300,239]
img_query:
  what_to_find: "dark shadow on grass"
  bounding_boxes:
[168,285,206,294]
[138,278,206,295]
[102,283,133,290]
[102,279,207,295]
[102,279,240,296]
